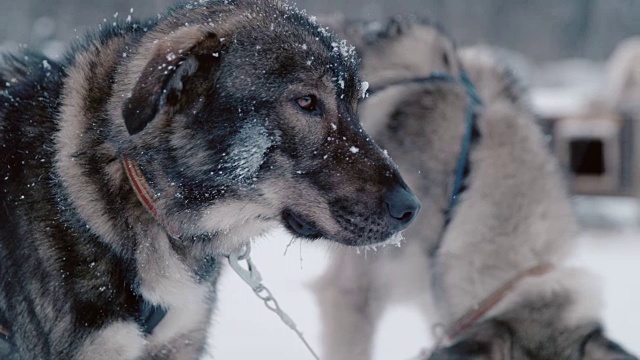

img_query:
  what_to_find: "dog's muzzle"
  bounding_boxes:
[384,185,421,231]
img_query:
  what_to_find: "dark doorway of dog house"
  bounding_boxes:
[539,105,637,198]
[570,139,605,176]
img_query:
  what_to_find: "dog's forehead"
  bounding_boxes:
[230,3,361,95]
[177,0,361,102]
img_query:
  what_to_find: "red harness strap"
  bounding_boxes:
[121,156,180,238]
[0,323,13,357]
[445,263,555,341]
[121,156,173,335]
[0,325,9,338]
[122,157,160,219]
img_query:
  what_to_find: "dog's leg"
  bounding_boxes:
[141,302,214,360]
[314,251,383,360]
[73,321,147,360]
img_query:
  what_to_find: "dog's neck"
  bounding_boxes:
[53,31,229,286]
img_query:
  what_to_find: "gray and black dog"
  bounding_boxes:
[0,1,421,359]
[315,16,637,360]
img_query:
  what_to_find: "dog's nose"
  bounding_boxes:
[384,186,421,229]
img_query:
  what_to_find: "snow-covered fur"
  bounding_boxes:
[314,17,637,360]
[0,2,421,359]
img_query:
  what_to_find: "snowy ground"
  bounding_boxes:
[207,197,640,359]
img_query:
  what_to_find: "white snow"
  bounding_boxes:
[223,123,272,184]
[349,146,360,154]
[208,210,640,359]
[361,81,370,99]
[331,40,356,59]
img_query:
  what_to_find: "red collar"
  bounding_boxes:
[445,263,555,341]
[122,156,180,238]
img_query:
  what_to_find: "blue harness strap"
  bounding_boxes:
[0,322,14,358]
[365,70,482,228]
[366,72,457,96]
[136,299,168,335]
[443,70,483,226]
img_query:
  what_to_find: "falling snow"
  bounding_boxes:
[361,81,370,99]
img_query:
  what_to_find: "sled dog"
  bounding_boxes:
[0,2,420,359]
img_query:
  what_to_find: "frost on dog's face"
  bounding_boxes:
[119,1,420,248]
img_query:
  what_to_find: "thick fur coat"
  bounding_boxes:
[0,2,420,359]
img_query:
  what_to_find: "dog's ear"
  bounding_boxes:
[428,321,513,360]
[123,29,223,135]
[582,330,638,360]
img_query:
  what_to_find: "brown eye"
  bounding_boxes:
[296,95,319,113]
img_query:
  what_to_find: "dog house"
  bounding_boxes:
[533,88,637,196]
[554,114,634,195]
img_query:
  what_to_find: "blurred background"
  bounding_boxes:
[3,0,640,62]
[2,0,640,358]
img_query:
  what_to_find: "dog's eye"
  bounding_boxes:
[296,95,319,113]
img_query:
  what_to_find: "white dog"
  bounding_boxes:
[315,16,637,360]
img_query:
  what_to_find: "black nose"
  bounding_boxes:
[384,186,421,229]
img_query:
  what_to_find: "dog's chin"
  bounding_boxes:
[281,210,403,247]
[282,209,323,240]
[359,231,405,248]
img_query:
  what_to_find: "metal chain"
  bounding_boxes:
[228,245,321,360]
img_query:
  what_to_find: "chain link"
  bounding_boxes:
[228,245,321,360]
